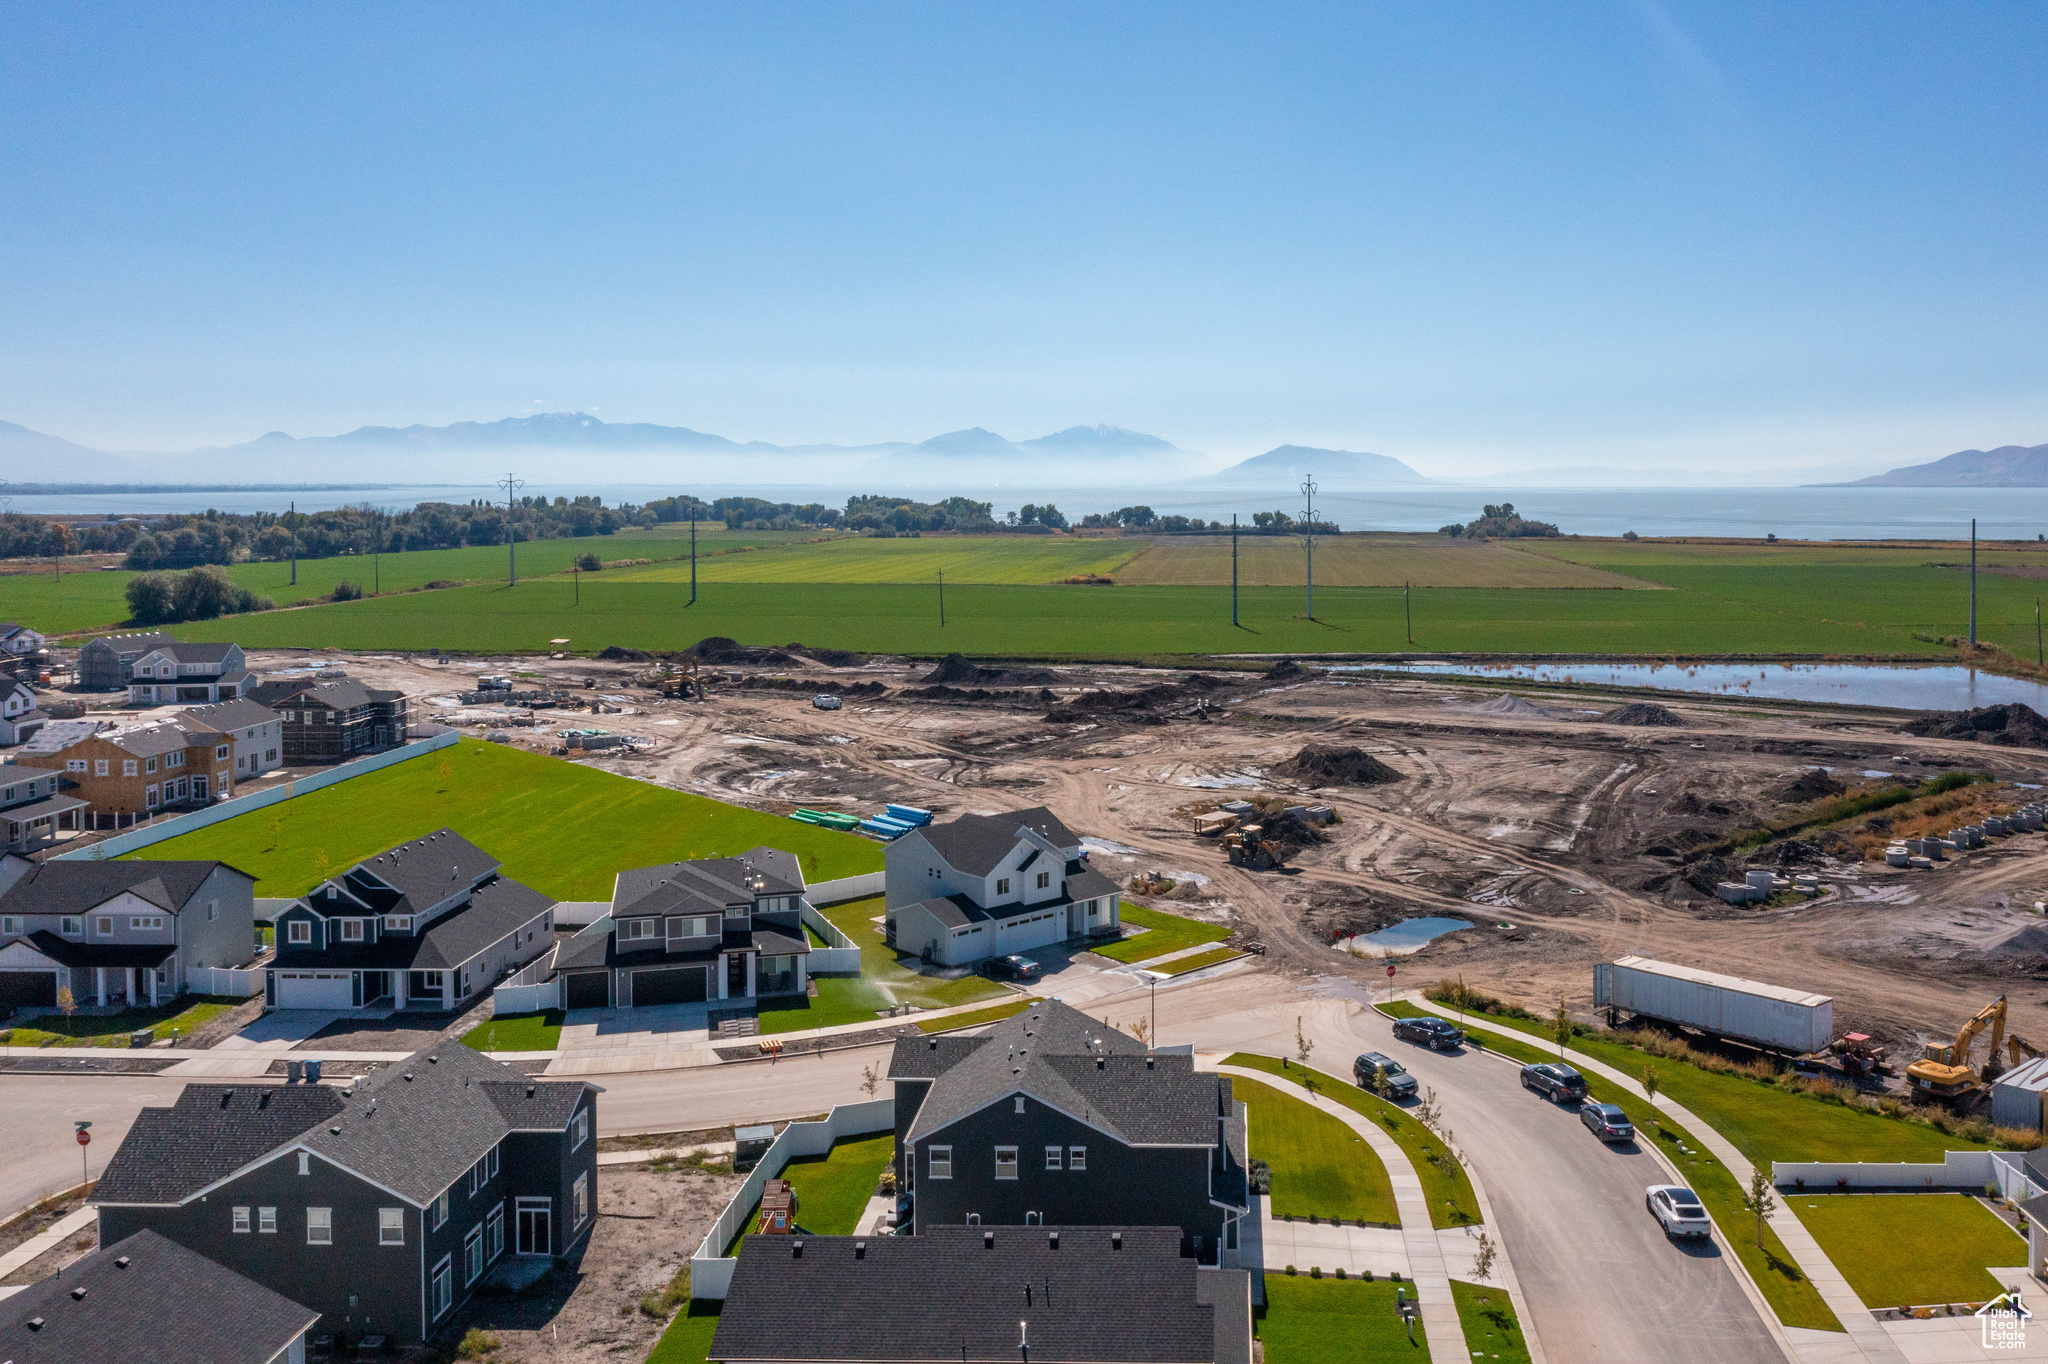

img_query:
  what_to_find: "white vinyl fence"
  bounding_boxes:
[1772,1149,2038,1199]
[548,901,612,928]
[54,732,459,860]
[186,965,264,998]
[808,871,884,904]
[491,949,562,1015]
[689,1099,894,1299]
[800,901,861,974]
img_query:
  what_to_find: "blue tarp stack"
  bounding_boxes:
[859,804,935,840]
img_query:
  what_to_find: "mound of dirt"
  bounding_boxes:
[794,646,871,668]
[1903,703,2048,748]
[919,653,1065,687]
[685,636,802,666]
[1475,693,1555,718]
[1266,658,1309,680]
[598,645,652,661]
[1767,768,1846,804]
[1750,838,1827,869]
[1602,701,1687,727]
[1272,744,1403,787]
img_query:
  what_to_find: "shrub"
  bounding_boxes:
[1285,1264,1296,1275]
[1623,530,1640,541]
[125,572,176,624]
[575,551,602,571]
[1334,1266,1347,1279]
[331,580,362,601]
[456,1328,502,1359]
[1309,1266,1322,1279]
[1248,1158,1272,1194]
[1363,1269,1374,1281]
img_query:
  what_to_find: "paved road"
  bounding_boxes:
[0,1075,191,1216]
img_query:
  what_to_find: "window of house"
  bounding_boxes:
[1037,871,1050,890]
[432,1191,449,1230]
[216,745,230,760]
[170,752,184,768]
[1014,1097,1025,1114]
[122,760,137,777]
[384,916,411,932]
[1069,1146,1086,1171]
[573,1172,589,1226]
[298,1152,311,1176]
[997,878,1010,895]
[130,916,164,931]
[1045,1146,1062,1170]
[487,1143,500,1180]
[621,918,655,941]
[487,1204,504,1260]
[145,757,157,774]
[995,1147,1019,1180]
[93,760,109,778]
[60,917,80,935]
[145,785,159,807]
[340,919,364,942]
[380,1209,404,1245]
[929,1146,952,1179]
[431,1256,453,1318]
[572,1109,588,1151]
[288,920,312,945]
[233,1206,251,1233]
[207,901,217,921]
[0,917,16,936]
[306,1208,332,1245]
[464,1225,484,1284]
[94,917,112,937]
[259,1206,276,1234]
[67,759,86,773]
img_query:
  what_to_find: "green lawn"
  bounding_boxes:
[1089,903,1232,964]
[125,738,879,900]
[1257,1274,1428,1361]
[917,998,1036,1032]
[607,534,1148,584]
[1380,1002,1842,1332]
[1451,1280,1531,1364]
[646,1301,722,1364]
[1235,1076,1400,1227]
[814,896,1009,1012]
[1161,945,1246,976]
[1792,1194,2026,1308]
[727,1133,894,1252]
[0,995,236,1048]
[1225,1053,1479,1229]
[458,1009,562,1052]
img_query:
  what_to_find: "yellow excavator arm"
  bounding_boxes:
[1908,995,2008,1097]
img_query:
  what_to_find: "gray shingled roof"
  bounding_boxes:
[173,697,281,733]
[917,805,1081,876]
[80,631,175,657]
[93,1086,348,1205]
[349,828,500,907]
[709,1226,1232,1364]
[271,873,553,972]
[138,641,239,665]
[1066,863,1119,900]
[896,1000,1230,1148]
[612,851,804,918]
[21,930,176,969]
[0,1229,318,1364]
[0,860,240,918]
[107,722,194,759]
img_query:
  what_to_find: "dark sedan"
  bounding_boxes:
[1580,1102,1635,1143]
[1520,1062,1588,1103]
[1392,1016,1466,1050]
[982,954,1041,981]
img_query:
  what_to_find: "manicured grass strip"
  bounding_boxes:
[814,896,1008,1013]
[726,1134,896,1253]
[647,1300,722,1364]
[459,1009,563,1052]
[756,976,895,1034]
[1451,1279,1531,1364]
[917,998,1035,1033]
[1224,1053,1478,1230]
[1161,945,1246,976]
[1089,902,1232,964]
[1235,1076,1400,1227]
[1256,1274,1428,1360]
[1791,1194,2025,1308]
[127,738,880,900]
[1380,1002,1842,1332]
[0,996,235,1048]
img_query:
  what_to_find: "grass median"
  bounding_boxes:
[1224,1053,1479,1229]
[916,998,1035,1033]
[1235,1076,1400,1227]
[1380,1001,1842,1332]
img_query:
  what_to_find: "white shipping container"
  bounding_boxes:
[1593,956,1833,1054]
[1992,1056,2048,1132]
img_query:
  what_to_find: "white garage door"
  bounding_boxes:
[275,971,353,1009]
[998,911,1063,953]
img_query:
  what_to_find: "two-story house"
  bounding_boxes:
[883,806,1121,967]
[267,829,555,1011]
[0,620,48,659]
[0,1228,320,1364]
[550,847,812,1010]
[78,630,177,691]
[887,1001,1249,1263]
[126,641,256,705]
[248,679,409,762]
[175,697,286,782]
[1,765,84,851]
[93,1042,600,1348]
[15,717,236,826]
[0,678,47,745]
[0,858,258,1010]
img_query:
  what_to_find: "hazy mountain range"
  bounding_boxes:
[1831,443,2048,487]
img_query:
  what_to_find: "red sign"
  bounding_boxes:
[1386,965,1397,978]
[75,1130,90,1146]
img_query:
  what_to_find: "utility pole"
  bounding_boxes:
[289,500,297,587]
[1969,517,1978,650]
[498,474,525,585]
[1300,475,1317,620]
[373,544,380,597]
[2037,598,2041,667]
[1231,514,1239,628]
[573,564,580,606]
[1405,581,1412,644]
[689,509,698,606]
[938,569,946,627]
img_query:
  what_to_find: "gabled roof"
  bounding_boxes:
[891,999,1231,1148]
[16,719,106,755]
[173,697,281,733]
[134,641,239,666]
[275,872,553,973]
[347,828,500,906]
[0,860,243,919]
[917,806,1081,876]
[0,622,38,640]
[612,849,805,918]
[92,1086,348,1205]
[249,678,403,711]
[79,631,176,656]
[106,721,198,759]
[0,1229,318,1364]
[710,1226,1240,1364]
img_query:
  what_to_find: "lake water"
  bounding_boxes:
[1342,916,1475,955]
[12,483,2048,541]
[1337,660,2048,713]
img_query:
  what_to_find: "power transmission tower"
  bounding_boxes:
[498,474,525,585]
[1300,475,1318,620]
[1231,514,1239,628]
[689,507,698,606]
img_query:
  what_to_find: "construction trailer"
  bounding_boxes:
[1593,955,1833,1055]
[1993,1055,2048,1132]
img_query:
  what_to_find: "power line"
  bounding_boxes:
[498,473,525,585]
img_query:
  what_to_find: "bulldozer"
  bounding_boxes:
[1907,995,2007,1101]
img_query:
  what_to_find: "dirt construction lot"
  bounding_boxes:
[257,646,2048,1053]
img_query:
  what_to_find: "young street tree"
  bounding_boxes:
[860,1062,882,1099]
[1742,1168,1778,1249]
[1471,1229,1497,1286]
[1641,1063,1662,1128]
[1551,1000,1573,1059]
[1295,1015,1315,1064]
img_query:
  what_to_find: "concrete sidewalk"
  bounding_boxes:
[0,1205,94,1283]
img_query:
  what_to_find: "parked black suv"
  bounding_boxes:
[1354,1052,1419,1101]
[1392,1016,1465,1051]
[1520,1062,1588,1103]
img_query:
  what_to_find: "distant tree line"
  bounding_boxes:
[125,567,274,625]
[1438,502,1560,539]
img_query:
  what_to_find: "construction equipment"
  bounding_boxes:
[654,662,707,701]
[1907,995,2007,1100]
[1832,1033,1889,1078]
[1224,824,1290,871]
[2011,1035,2043,1067]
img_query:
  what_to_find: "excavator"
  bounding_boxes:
[1907,995,2007,1101]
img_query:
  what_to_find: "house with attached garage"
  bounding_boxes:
[0,857,257,1010]
[883,806,1121,967]
[92,1041,600,1348]
[0,1228,320,1364]
[174,696,286,782]
[78,630,179,691]
[125,640,257,705]
[549,846,813,1010]
[886,1000,1250,1263]
[0,678,47,745]
[267,829,555,1012]
[1,766,85,851]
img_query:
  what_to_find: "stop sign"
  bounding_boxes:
[75,1129,90,1146]
[1386,964,1396,978]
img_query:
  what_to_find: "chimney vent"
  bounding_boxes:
[1048,1231,1059,1250]
[1112,1232,1122,1250]
[70,1287,86,1301]
[792,1239,804,1259]
[1146,1057,1155,1070]
[115,1256,131,1268]
[984,1230,995,1249]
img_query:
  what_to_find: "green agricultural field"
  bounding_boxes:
[124,738,879,900]
[1257,1274,1428,1361]
[1089,903,1233,964]
[604,533,1146,584]
[1792,1194,2025,1308]
[1235,1076,1400,1226]
[1117,533,1651,589]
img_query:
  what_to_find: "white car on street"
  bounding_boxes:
[1645,1184,1712,1238]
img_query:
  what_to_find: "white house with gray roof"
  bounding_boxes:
[175,696,285,781]
[126,640,255,705]
[884,806,1121,967]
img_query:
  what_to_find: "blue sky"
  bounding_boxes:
[2,2,2044,475]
